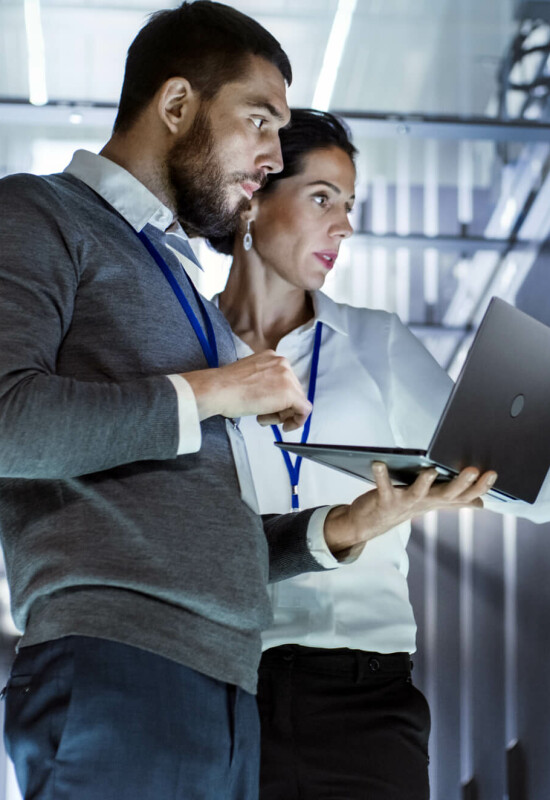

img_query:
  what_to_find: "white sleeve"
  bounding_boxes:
[305,506,341,567]
[305,505,365,567]
[167,374,202,454]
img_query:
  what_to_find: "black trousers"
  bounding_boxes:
[257,645,430,800]
[3,636,259,800]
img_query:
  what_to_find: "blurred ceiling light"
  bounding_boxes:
[396,138,410,236]
[453,257,470,281]
[423,247,439,306]
[24,0,48,106]
[498,258,518,293]
[423,140,439,238]
[524,102,543,119]
[500,197,518,232]
[69,112,83,125]
[312,0,357,111]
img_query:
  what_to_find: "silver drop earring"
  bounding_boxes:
[243,220,253,251]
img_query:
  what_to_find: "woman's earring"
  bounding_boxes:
[243,220,253,251]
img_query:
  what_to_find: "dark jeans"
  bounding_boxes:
[257,645,430,800]
[3,635,260,800]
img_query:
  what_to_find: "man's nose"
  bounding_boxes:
[259,134,284,174]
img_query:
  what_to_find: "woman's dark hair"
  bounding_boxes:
[208,108,357,255]
[114,1,292,133]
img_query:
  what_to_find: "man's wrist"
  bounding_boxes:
[180,368,224,422]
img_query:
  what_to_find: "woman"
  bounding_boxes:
[210,110,477,799]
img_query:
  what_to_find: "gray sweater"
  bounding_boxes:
[0,172,323,693]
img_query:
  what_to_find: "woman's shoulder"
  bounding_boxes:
[315,291,397,342]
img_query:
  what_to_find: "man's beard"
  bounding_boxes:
[166,105,264,239]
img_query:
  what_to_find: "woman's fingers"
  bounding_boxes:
[405,467,439,501]
[371,462,395,504]
[428,467,497,504]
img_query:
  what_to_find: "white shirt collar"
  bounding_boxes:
[310,291,349,337]
[63,149,186,237]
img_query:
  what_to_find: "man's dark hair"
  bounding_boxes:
[114,0,292,133]
[209,108,357,255]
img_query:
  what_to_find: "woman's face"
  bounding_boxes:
[250,146,355,291]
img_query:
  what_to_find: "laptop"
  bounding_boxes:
[276,297,550,504]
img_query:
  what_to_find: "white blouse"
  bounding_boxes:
[234,291,454,654]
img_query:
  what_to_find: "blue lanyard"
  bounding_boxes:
[137,230,219,368]
[271,321,323,511]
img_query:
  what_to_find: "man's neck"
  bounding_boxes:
[219,253,314,352]
[100,133,176,215]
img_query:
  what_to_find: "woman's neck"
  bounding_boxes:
[219,253,314,352]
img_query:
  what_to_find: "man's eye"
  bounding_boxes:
[252,118,265,129]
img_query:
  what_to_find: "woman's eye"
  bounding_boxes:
[313,194,329,206]
[252,118,265,129]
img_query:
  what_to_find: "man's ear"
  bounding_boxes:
[156,77,198,135]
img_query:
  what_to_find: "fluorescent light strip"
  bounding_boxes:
[312,0,357,111]
[396,137,410,236]
[423,247,439,306]
[24,0,48,106]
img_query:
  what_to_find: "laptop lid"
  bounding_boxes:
[427,297,550,503]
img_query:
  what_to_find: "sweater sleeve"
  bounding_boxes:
[262,508,328,582]
[0,174,181,479]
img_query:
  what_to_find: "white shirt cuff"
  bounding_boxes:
[306,506,342,568]
[166,374,202,455]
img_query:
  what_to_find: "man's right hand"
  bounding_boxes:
[181,351,312,431]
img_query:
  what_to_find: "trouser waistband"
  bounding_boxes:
[260,645,413,679]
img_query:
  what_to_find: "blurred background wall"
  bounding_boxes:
[2,1,550,797]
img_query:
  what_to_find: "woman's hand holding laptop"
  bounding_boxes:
[323,462,497,561]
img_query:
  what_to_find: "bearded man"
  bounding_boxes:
[0,3,495,798]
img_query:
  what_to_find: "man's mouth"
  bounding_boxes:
[240,181,262,199]
[313,251,338,269]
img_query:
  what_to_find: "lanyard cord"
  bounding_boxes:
[271,321,323,510]
[136,230,219,368]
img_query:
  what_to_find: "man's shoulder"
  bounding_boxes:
[0,171,49,196]
[0,171,99,206]
[0,172,119,239]
[0,171,83,206]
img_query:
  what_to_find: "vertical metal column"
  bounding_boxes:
[459,508,476,798]
[503,515,525,800]
[423,510,439,797]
